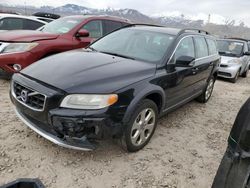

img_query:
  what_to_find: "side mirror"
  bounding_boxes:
[76,29,89,38]
[176,56,195,67]
[244,51,250,56]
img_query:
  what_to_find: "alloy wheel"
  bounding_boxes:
[130,108,156,146]
[205,78,214,101]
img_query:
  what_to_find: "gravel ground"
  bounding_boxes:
[0,77,249,188]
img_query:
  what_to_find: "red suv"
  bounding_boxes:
[0,15,130,77]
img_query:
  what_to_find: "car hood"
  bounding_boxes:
[21,49,156,93]
[0,30,59,42]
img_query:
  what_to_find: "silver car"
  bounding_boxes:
[217,39,250,83]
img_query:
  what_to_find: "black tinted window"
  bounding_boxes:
[194,37,209,58]
[174,37,195,61]
[0,18,23,30]
[24,19,44,30]
[206,38,218,55]
[82,20,103,38]
[103,20,122,35]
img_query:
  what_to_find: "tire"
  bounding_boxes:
[196,76,215,103]
[242,68,248,78]
[230,70,240,83]
[121,99,158,152]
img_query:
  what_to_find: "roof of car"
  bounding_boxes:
[130,26,181,35]
[0,13,47,24]
[125,25,212,37]
[227,37,250,42]
[218,38,247,43]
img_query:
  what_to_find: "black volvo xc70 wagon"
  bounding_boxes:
[10,25,220,152]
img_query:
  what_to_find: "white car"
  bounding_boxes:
[217,39,250,83]
[0,14,47,32]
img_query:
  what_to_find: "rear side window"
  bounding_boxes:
[194,37,209,58]
[82,20,103,38]
[103,20,122,35]
[206,38,218,55]
[23,19,44,30]
[0,18,23,30]
[174,37,195,60]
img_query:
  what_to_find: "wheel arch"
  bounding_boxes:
[122,85,165,124]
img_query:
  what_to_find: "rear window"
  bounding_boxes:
[23,19,44,30]
[206,38,218,55]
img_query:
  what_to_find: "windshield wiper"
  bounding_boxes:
[100,51,135,60]
[88,47,98,52]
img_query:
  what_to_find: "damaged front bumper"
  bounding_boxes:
[10,74,126,151]
[15,108,96,151]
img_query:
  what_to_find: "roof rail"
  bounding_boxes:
[178,28,210,36]
[121,23,164,29]
[227,37,250,42]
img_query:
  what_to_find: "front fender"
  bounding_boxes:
[122,84,165,124]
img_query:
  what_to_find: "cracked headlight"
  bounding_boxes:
[60,94,118,110]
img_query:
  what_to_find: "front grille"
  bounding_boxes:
[13,82,46,111]
[218,71,231,77]
[220,64,228,68]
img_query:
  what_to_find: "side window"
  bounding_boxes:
[173,37,195,62]
[0,18,24,30]
[103,20,122,35]
[194,37,209,58]
[206,38,218,55]
[82,20,103,38]
[24,19,44,30]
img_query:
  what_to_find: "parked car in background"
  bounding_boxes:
[217,39,250,83]
[0,14,47,32]
[10,25,220,152]
[32,12,61,23]
[0,15,131,78]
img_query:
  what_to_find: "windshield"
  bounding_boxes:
[41,17,83,34]
[217,40,244,57]
[90,28,175,63]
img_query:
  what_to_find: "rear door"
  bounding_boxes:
[103,20,123,35]
[192,36,214,92]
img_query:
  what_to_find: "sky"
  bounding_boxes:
[2,0,250,26]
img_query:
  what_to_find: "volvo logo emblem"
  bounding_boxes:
[20,90,29,103]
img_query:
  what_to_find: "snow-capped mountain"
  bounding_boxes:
[0,3,230,27]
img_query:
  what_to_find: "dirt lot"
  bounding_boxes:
[0,77,249,188]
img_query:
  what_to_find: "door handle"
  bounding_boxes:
[192,67,199,71]
[192,67,199,75]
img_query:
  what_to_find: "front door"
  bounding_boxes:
[163,36,199,109]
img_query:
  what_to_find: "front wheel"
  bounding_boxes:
[242,68,248,78]
[230,70,240,83]
[121,99,158,152]
[196,76,215,103]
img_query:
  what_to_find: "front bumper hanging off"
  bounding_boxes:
[15,108,96,151]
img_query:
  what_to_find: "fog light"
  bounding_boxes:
[13,64,22,71]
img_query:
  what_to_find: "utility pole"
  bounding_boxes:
[24,1,27,15]
[208,14,211,24]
